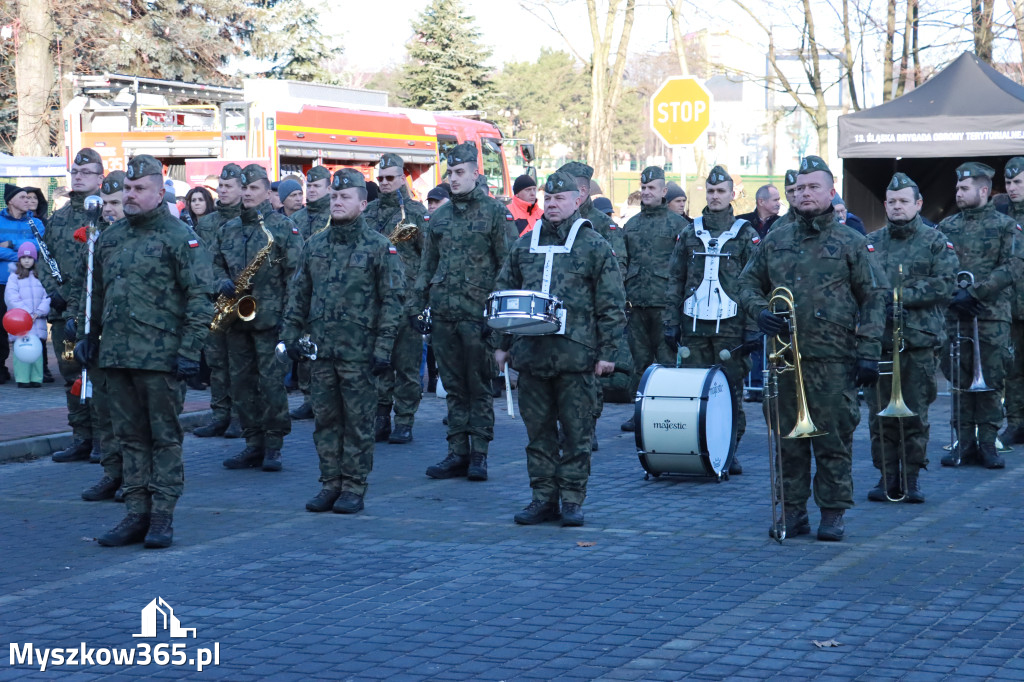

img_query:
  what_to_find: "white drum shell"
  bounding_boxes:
[486,290,563,335]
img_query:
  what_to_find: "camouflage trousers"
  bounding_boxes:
[628,306,675,394]
[52,320,92,441]
[227,328,291,450]
[432,319,495,456]
[105,369,185,515]
[865,347,937,475]
[205,330,232,422]
[518,369,598,505]
[89,366,122,480]
[772,359,860,511]
[311,360,375,495]
[376,321,424,427]
[1004,320,1024,428]
[679,334,750,451]
[940,320,1009,444]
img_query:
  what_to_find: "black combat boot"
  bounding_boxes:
[374,405,392,442]
[769,506,810,539]
[941,440,976,467]
[979,442,1005,469]
[728,455,743,476]
[89,444,103,464]
[193,418,230,438]
[620,415,635,432]
[817,509,846,541]
[52,439,93,463]
[114,486,124,503]
[222,445,264,469]
[514,499,561,525]
[306,485,341,512]
[561,502,584,527]
[905,471,925,503]
[97,512,150,547]
[867,474,899,502]
[82,475,122,502]
[223,419,243,439]
[290,401,314,420]
[389,424,413,444]
[467,453,488,481]
[144,513,174,549]
[425,453,470,479]
[332,491,364,514]
[261,449,282,472]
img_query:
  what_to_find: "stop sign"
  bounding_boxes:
[650,77,713,146]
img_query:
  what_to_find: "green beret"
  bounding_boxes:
[305,166,330,184]
[955,161,994,181]
[378,153,404,171]
[887,172,918,192]
[100,171,126,195]
[640,166,665,184]
[125,154,162,180]
[706,165,732,185]
[73,148,103,169]
[332,168,366,191]
[219,163,242,181]
[240,164,269,186]
[447,142,478,166]
[784,169,798,186]
[1005,157,1024,179]
[798,155,832,177]
[543,171,576,194]
[557,162,594,180]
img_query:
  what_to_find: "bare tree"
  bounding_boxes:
[972,0,996,62]
[1010,0,1024,63]
[12,0,55,157]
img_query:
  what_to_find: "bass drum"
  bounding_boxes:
[634,364,736,481]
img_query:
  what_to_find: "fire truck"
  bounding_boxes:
[64,74,522,201]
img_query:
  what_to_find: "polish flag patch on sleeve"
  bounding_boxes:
[291,226,299,235]
[752,235,761,244]
[187,239,199,248]
[946,241,955,250]
[866,244,875,252]
[388,245,398,255]
[423,215,430,221]
[505,212,515,221]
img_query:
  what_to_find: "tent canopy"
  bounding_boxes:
[0,153,68,178]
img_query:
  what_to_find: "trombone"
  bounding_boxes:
[763,287,826,542]
[948,270,992,465]
[874,265,915,501]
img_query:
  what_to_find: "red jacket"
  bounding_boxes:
[509,195,542,236]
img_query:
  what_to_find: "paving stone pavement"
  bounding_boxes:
[2,382,1024,680]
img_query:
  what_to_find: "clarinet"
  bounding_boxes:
[26,211,63,285]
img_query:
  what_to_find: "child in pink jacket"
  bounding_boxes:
[5,241,50,387]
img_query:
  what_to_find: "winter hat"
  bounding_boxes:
[665,182,687,203]
[278,178,302,202]
[4,184,26,205]
[17,242,37,260]
[513,174,536,195]
[593,197,614,216]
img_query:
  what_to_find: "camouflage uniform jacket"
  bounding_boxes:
[664,205,759,337]
[771,208,797,233]
[581,197,627,273]
[1008,199,1024,320]
[622,202,688,307]
[363,185,427,314]
[287,194,331,242]
[85,203,213,370]
[413,183,516,321]
[866,215,959,350]
[37,191,90,322]
[495,210,626,376]
[195,200,240,247]
[738,209,889,362]
[282,215,404,364]
[936,202,1024,323]
[212,200,302,332]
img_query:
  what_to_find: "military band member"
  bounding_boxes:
[557,162,627,272]
[214,164,302,472]
[620,166,688,432]
[1000,157,1024,445]
[363,153,428,444]
[494,171,626,527]
[79,154,213,548]
[865,173,958,503]
[415,142,516,482]
[937,162,1024,469]
[663,166,759,477]
[739,156,887,542]
[770,169,799,234]
[281,169,404,514]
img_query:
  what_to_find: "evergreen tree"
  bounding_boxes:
[399,0,494,110]
[246,0,342,83]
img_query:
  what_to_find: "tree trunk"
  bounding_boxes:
[972,0,995,63]
[913,0,922,86]
[1009,0,1024,65]
[802,0,830,163]
[13,0,55,157]
[882,0,897,101]
[895,0,913,97]
[840,0,860,111]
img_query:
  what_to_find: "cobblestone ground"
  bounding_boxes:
[2,382,1024,680]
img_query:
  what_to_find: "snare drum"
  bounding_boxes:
[634,365,736,480]
[486,290,564,335]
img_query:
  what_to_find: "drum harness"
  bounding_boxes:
[528,217,589,334]
[683,217,746,333]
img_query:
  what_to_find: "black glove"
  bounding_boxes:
[741,330,763,354]
[371,356,392,376]
[50,290,67,313]
[950,288,984,319]
[218,279,236,298]
[64,318,77,343]
[663,325,681,352]
[853,358,880,387]
[757,308,788,336]
[73,339,96,367]
[410,314,429,335]
[175,355,201,381]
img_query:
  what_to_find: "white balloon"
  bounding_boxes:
[13,335,42,364]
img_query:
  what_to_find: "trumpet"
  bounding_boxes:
[948,270,993,464]
[874,265,914,501]
[387,192,418,244]
[764,287,826,542]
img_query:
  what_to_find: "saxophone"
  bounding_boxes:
[387,192,418,244]
[210,211,274,332]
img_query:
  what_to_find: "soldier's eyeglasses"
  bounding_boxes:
[377,174,401,182]
[70,169,102,177]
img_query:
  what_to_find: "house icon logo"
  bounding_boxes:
[133,598,197,639]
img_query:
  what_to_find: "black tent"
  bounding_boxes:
[837,52,1024,230]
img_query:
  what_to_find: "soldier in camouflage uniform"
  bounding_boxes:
[770,169,799,234]
[415,141,517,481]
[494,171,626,527]
[192,164,243,438]
[557,162,627,273]
[739,156,888,542]
[1000,157,1024,444]
[620,166,688,431]
[286,165,333,421]
[362,153,428,444]
[864,173,958,504]
[77,154,213,548]
[43,149,103,463]
[937,162,1024,469]
[663,166,759,477]
[214,164,302,472]
[282,169,404,513]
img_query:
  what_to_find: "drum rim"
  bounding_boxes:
[488,289,562,302]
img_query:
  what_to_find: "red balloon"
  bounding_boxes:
[2,309,33,336]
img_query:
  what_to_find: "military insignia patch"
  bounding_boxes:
[423,215,430,221]
[187,239,199,248]
[1017,225,1023,232]
[752,236,761,244]
[126,165,135,179]
[946,241,955,249]
[866,244,875,252]
[388,246,398,255]
[506,213,514,221]
[291,227,299,235]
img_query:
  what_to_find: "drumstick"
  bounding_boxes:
[504,362,515,418]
